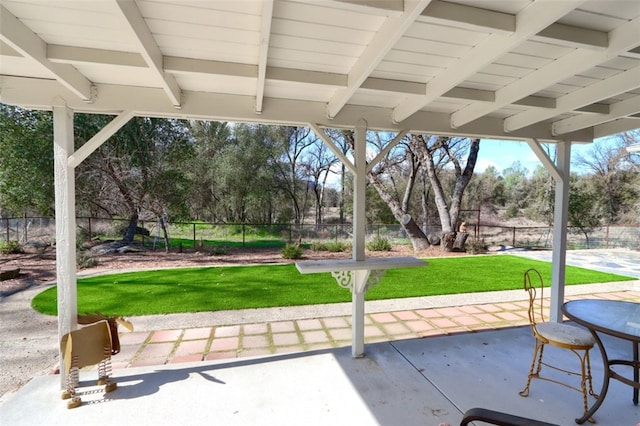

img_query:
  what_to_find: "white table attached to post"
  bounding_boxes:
[295,256,428,358]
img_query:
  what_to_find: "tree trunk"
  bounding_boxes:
[453,232,469,252]
[368,173,430,251]
[160,217,170,253]
[401,215,430,251]
[441,232,455,252]
[123,213,139,243]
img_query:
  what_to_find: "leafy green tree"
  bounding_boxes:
[187,120,232,221]
[75,115,194,247]
[410,135,480,235]
[568,176,602,247]
[0,105,54,216]
[271,127,316,225]
[524,165,554,224]
[573,135,639,224]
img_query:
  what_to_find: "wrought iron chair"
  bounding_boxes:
[519,268,597,421]
[460,407,560,426]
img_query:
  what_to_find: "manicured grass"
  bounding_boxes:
[31,255,634,316]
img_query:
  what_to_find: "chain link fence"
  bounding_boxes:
[1,216,638,251]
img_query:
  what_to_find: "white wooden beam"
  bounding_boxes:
[326,0,432,119]
[552,96,640,136]
[42,46,571,112]
[165,56,257,78]
[0,5,94,101]
[423,1,608,50]
[393,0,583,124]
[48,44,146,67]
[594,118,640,139]
[453,14,640,128]
[549,141,571,323]
[367,130,408,172]
[312,0,403,15]
[504,67,640,132]
[353,119,368,262]
[1,76,595,142]
[68,111,136,168]
[421,0,515,33]
[256,0,274,114]
[526,139,561,182]
[535,22,608,50]
[113,0,181,108]
[52,102,77,388]
[308,123,356,174]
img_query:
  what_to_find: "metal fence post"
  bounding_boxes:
[23,212,27,243]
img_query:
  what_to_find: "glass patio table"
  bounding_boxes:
[562,299,640,424]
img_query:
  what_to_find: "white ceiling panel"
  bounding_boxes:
[1,0,638,142]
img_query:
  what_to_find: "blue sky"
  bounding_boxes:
[475,138,604,175]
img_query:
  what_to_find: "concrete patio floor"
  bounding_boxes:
[2,324,640,425]
[2,248,639,425]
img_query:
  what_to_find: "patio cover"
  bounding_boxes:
[1,0,639,380]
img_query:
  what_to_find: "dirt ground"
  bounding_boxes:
[0,243,462,297]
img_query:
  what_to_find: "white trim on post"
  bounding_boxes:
[549,141,571,322]
[353,120,367,262]
[351,119,368,357]
[53,102,77,388]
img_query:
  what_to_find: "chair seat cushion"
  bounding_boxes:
[536,322,595,347]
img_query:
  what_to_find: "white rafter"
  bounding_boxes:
[326,0,432,119]
[256,0,274,114]
[553,96,640,136]
[392,0,584,124]
[504,67,640,133]
[452,14,640,129]
[113,0,181,108]
[0,5,94,102]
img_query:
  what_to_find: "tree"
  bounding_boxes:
[0,105,54,216]
[187,120,232,221]
[410,135,480,234]
[366,132,431,250]
[271,127,316,225]
[501,161,530,218]
[301,136,338,225]
[75,115,194,248]
[337,130,480,251]
[568,176,602,248]
[574,134,639,224]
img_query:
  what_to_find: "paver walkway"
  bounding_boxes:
[114,288,640,370]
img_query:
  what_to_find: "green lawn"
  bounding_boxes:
[31,254,634,316]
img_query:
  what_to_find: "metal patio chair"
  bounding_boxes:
[460,407,560,426]
[518,268,597,421]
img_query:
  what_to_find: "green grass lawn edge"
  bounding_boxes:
[31,254,635,317]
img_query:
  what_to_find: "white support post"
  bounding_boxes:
[351,270,370,357]
[353,120,367,262]
[549,141,571,322]
[351,120,368,357]
[53,103,77,388]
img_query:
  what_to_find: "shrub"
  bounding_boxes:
[310,241,328,251]
[281,243,303,259]
[209,244,230,255]
[325,240,349,252]
[466,238,486,255]
[77,251,98,269]
[366,236,392,251]
[0,240,23,254]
